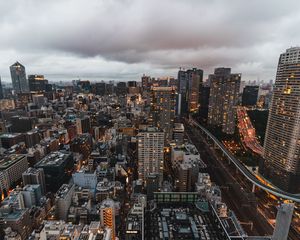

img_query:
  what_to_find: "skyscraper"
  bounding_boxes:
[263,47,300,193]
[10,62,29,93]
[207,68,241,134]
[150,86,176,140]
[177,68,203,115]
[242,85,259,106]
[0,77,3,99]
[137,127,164,183]
[28,74,49,92]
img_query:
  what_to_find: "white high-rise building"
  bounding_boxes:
[273,203,294,240]
[55,184,75,221]
[137,127,164,183]
[263,47,300,193]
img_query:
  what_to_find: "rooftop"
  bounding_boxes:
[146,202,227,240]
[0,154,26,170]
[35,151,71,168]
[56,184,74,199]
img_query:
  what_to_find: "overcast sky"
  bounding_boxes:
[0,0,300,83]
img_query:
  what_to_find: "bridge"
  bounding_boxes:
[189,118,300,203]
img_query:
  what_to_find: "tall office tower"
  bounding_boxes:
[263,47,300,193]
[207,68,241,134]
[150,86,176,140]
[0,77,3,99]
[22,168,46,194]
[100,198,116,240]
[28,74,49,92]
[242,85,259,106]
[177,68,203,115]
[10,61,29,93]
[199,85,210,123]
[137,127,165,183]
[273,203,294,240]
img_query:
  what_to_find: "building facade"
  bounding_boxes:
[208,68,241,134]
[137,127,164,183]
[150,86,176,140]
[177,68,203,115]
[22,168,46,195]
[10,62,29,93]
[263,47,300,193]
[242,85,259,106]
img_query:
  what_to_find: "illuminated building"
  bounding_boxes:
[177,68,203,115]
[10,61,29,93]
[28,75,49,92]
[173,123,184,145]
[208,68,241,134]
[137,127,164,183]
[263,47,300,193]
[150,86,176,140]
[100,198,116,240]
[141,74,152,91]
[0,99,15,110]
[0,154,28,189]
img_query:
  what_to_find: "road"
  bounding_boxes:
[186,120,300,240]
[189,118,300,203]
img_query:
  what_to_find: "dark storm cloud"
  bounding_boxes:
[0,0,300,81]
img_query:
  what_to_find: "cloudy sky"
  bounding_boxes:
[0,0,300,83]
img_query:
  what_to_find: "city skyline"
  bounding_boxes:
[1,0,300,82]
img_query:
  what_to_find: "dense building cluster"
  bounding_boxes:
[0,50,297,240]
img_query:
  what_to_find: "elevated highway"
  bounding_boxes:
[189,118,300,203]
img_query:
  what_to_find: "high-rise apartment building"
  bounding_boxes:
[0,154,28,189]
[208,68,241,134]
[150,86,176,140]
[137,127,164,183]
[263,47,300,193]
[177,68,203,115]
[10,62,29,93]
